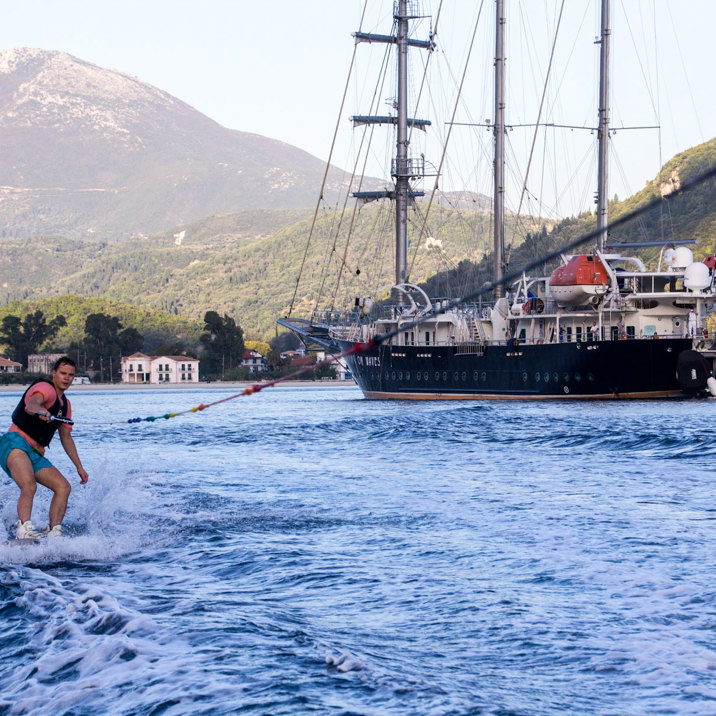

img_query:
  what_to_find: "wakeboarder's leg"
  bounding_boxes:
[6,448,37,523]
[35,467,71,528]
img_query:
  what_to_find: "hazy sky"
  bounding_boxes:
[1,0,714,218]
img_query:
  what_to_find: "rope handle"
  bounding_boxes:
[35,412,74,426]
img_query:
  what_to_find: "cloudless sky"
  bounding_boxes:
[1,0,714,219]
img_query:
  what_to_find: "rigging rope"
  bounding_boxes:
[317,35,393,311]
[408,0,484,280]
[288,1,368,317]
[515,0,565,219]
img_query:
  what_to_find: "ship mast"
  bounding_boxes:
[596,0,610,251]
[395,0,410,289]
[351,0,433,299]
[493,0,506,297]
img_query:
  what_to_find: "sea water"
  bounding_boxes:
[1,386,716,715]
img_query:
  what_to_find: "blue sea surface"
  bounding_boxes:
[1,385,716,715]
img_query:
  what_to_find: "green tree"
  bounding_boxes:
[154,341,196,358]
[0,316,23,361]
[0,310,66,367]
[270,331,300,354]
[313,361,336,380]
[245,340,270,357]
[84,313,131,381]
[118,326,144,355]
[200,311,244,378]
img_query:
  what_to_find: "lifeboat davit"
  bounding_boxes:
[549,254,609,306]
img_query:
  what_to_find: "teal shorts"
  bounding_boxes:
[0,432,53,478]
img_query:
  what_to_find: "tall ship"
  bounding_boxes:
[279,0,716,399]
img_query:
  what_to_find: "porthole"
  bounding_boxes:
[473,371,479,381]
[522,372,528,382]
[405,371,410,381]
[461,372,467,381]
[544,372,550,383]
[553,372,559,383]
[575,372,582,382]
[398,371,403,381]
[424,372,429,381]
[442,371,448,381]
[453,372,459,382]
[391,371,396,380]
[563,373,569,383]
[535,373,541,382]
[435,372,441,381]
[417,372,421,381]
[587,373,594,382]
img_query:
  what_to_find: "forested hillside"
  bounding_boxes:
[1,203,540,340]
[0,296,203,355]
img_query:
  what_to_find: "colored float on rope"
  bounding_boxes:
[108,341,376,426]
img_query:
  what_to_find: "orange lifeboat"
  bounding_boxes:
[549,254,609,306]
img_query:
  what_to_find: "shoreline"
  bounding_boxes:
[0,379,358,393]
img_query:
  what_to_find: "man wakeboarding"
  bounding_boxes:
[0,356,89,540]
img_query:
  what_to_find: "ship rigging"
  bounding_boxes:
[279,0,716,399]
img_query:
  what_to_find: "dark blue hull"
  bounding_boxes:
[340,338,693,399]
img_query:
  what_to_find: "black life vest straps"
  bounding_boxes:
[10,379,68,447]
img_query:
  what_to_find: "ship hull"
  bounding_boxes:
[339,338,693,399]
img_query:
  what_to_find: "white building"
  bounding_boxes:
[315,350,353,381]
[27,353,65,374]
[334,357,352,381]
[0,356,22,373]
[121,353,200,384]
[241,349,268,373]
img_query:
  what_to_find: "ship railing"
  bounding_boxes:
[310,309,361,328]
[454,342,486,356]
[391,156,426,180]
[329,325,356,341]
[536,330,695,345]
[376,300,497,319]
[395,0,423,20]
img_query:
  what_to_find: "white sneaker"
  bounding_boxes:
[44,524,64,538]
[15,520,42,540]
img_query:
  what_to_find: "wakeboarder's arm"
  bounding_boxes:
[24,390,52,422]
[59,428,89,484]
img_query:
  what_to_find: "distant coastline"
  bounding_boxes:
[0,380,357,393]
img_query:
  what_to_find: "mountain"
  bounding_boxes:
[0,48,354,238]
